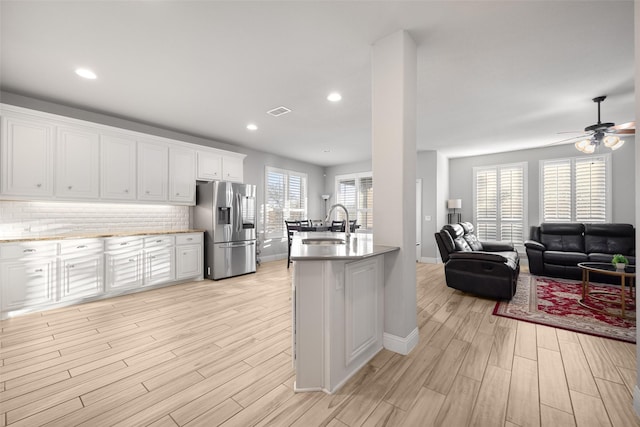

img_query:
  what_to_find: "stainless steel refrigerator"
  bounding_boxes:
[194,181,257,280]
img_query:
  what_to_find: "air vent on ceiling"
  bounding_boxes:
[267,106,292,117]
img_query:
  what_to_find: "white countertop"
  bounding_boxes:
[290,232,399,261]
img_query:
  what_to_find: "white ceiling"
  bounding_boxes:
[0,1,635,167]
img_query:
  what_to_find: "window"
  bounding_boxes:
[265,166,307,238]
[540,154,610,223]
[473,163,527,244]
[335,172,373,230]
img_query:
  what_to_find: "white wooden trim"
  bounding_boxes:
[383,327,419,355]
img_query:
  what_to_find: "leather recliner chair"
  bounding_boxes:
[435,222,520,300]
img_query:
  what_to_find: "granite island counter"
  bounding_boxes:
[290,232,399,393]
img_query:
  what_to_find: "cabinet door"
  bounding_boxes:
[138,142,168,202]
[101,134,136,200]
[144,247,175,286]
[169,147,195,204]
[56,126,100,199]
[1,259,56,312]
[1,115,55,197]
[60,254,103,300]
[105,252,142,291]
[197,151,222,181]
[222,156,243,182]
[176,244,202,279]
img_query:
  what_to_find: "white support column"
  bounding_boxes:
[372,30,418,354]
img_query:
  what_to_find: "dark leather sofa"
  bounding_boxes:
[524,223,636,284]
[435,222,520,300]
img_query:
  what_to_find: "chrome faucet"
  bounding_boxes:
[325,204,350,240]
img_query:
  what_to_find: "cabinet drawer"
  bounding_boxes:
[104,236,144,252]
[175,233,202,245]
[0,241,58,260]
[144,235,175,248]
[60,238,103,256]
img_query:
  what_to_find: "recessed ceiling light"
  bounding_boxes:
[327,92,342,102]
[322,148,331,153]
[75,68,97,79]
[246,123,258,131]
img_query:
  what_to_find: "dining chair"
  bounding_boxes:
[285,220,302,268]
[330,220,345,232]
[300,219,311,227]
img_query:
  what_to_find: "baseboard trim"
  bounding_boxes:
[634,386,640,417]
[383,327,419,355]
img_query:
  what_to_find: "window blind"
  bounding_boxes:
[265,167,307,238]
[335,173,373,230]
[541,155,608,223]
[474,163,526,243]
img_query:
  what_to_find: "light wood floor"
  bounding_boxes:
[1,261,638,426]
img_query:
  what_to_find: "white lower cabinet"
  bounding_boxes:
[59,238,104,301]
[105,236,144,292]
[143,235,175,286]
[1,232,203,319]
[0,241,58,314]
[175,233,203,280]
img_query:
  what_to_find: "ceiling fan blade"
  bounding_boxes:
[557,130,586,134]
[612,129,635,135]
[611,121,635,131]
[548,133,590,145]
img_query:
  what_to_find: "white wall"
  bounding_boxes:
[449,141,636,232]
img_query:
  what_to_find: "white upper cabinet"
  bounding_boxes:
[101,134,136,200]
[196,150,222,181]
[138,141,168,202]
[56,126,100,199]
[169,147,195,204]
[222,155,244,182]
[1,105,245,204]
[1,115,55,198]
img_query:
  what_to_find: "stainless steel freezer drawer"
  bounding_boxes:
[211,240,256,280]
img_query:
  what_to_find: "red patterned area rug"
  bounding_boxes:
[493,274,636,343]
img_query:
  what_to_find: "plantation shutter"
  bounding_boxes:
[358,176,373,229]
[337,178,357,221]
[475,168,498,240]
[540,155,609,223]
[542,160,571,222]
[500,167,524,243]
[265,167,308,238]
[575,156,607,222]
[266,169,286,238]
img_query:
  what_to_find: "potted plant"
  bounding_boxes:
[611,254,629,270]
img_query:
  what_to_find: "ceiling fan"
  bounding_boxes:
[556,96,635,154]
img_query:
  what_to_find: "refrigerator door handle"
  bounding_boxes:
[220,241,255,249]
[235,192,242,233]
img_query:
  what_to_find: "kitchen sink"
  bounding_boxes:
[302,238,345,245]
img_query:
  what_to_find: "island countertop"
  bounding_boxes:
[290,232,399,261]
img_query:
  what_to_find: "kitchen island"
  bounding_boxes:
[290,232,399,393]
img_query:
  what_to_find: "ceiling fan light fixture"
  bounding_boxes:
[582,143,596,154]
[603,135,620,148]
[609,139,624,151]
[575,139,591,152]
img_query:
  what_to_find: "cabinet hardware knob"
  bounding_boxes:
[68,264,75,268]
[34,268,43,272]
[150,256,156,259]
[120,242,128,246]
[23,248,36,253]
[156,240,162,243]
[76,245,87,249]
[36,183,42,188]
[124,189,129,193]
[68,185,73,190]
[187,238,192,241]
[176,193,180,196]
[146,190,150,194]
[128,258,135,262]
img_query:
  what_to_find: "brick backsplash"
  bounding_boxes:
[0,201,191,239]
